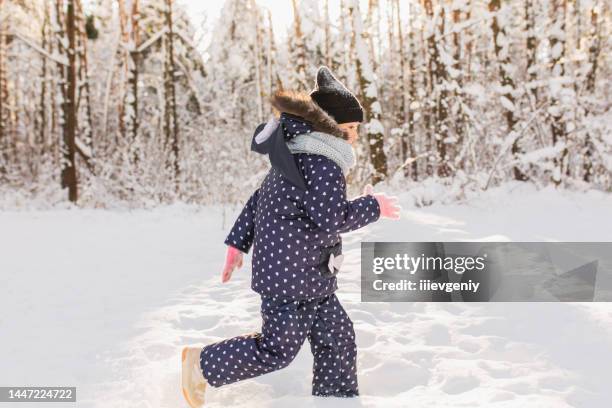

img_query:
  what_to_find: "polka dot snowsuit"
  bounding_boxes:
[201,152,380,397]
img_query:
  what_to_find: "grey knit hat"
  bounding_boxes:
[309,66,364,124]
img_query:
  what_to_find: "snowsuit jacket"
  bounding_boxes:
[224,92,381,299]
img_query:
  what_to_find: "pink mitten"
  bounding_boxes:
[221,245,243,283]
[363,184,401,220]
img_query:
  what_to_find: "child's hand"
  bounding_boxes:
[363,184,401,220]
[221,245,243,283]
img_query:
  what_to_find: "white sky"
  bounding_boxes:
[179,0,295,38]
[179,0,377,51]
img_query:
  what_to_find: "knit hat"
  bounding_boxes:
[309,66,364,124]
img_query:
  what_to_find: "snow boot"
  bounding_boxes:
[181,347,207,407]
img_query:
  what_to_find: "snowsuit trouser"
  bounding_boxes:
[200,293,358,397]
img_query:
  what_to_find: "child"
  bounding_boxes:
[182,66,400,407]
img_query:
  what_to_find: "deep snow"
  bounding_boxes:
[1,184,611,407]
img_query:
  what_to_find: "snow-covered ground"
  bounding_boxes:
[1,184,612,408]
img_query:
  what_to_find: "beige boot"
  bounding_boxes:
[181,347,207,407]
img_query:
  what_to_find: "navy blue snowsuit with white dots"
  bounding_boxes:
[201,140,380,397]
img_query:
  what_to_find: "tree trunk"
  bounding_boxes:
[291,0,307,89]
[394,0,414,179]
[366,0,379,72]
[324,0,331,67]
[490,0,527,181]
[127,0,140,151]
[451,1,466,157]
[423,0,451,177]
[525,0,538,101]
[549,0,568,185]
[164,0,180,191]
[266,10,283,92]
[349,0,388,184]
[582,5,601,182]
[0,0,8,177]
[419,10,433,177]
[252,0,264,123]
[75,0,94,157]
[61,0,78,202]
[36,2,51,157]
[117,0,128,141]
[406,1,418,180]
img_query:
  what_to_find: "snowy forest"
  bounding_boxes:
[0,0,610,207]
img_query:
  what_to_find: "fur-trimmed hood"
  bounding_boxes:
[270,91,348,140]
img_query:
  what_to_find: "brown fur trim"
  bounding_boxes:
[270,91,348,140]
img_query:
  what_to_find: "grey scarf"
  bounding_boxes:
[287,131,356,174]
